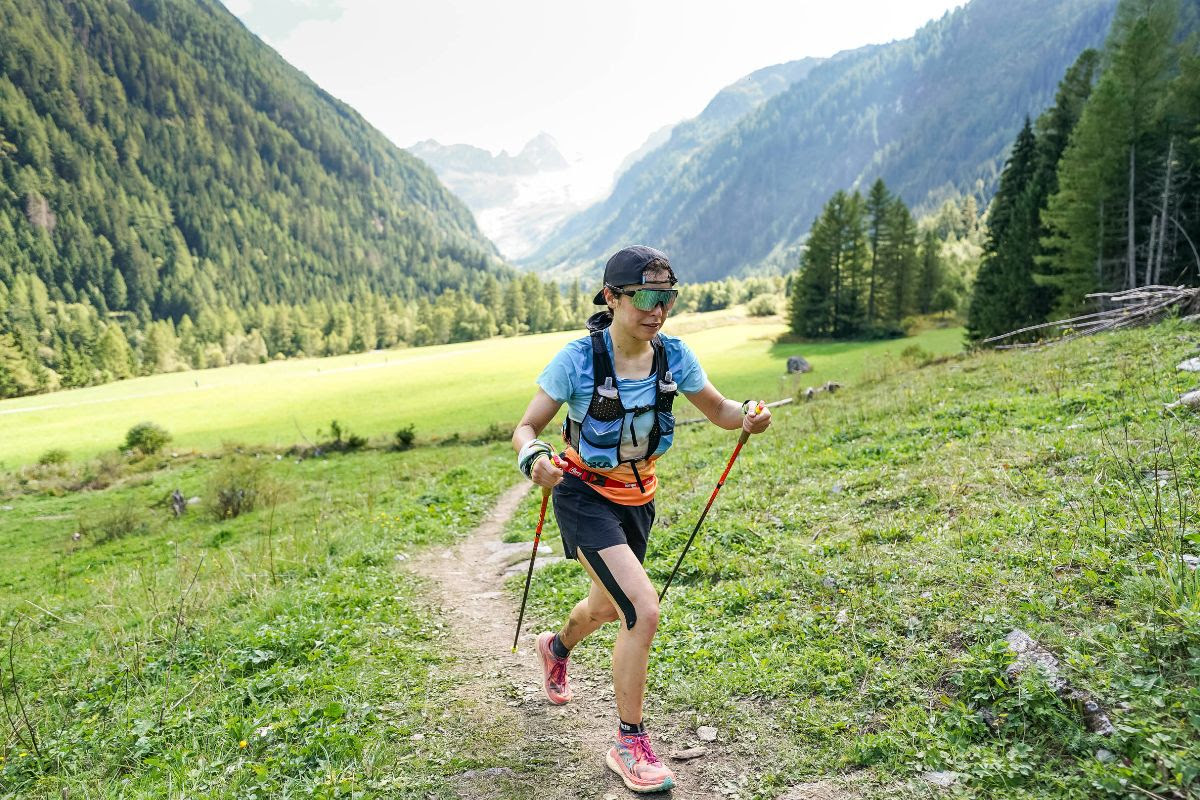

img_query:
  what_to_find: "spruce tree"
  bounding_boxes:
[968,119,1047,340]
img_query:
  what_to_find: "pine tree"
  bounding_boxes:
[865,179,893,325]
[968,119,1049,340]
[916,229,944,314]
[1040,0,1179,312]
[789,191,868,338]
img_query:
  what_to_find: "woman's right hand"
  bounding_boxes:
[531,454,565,489]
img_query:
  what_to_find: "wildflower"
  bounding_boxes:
[239,739,248,749]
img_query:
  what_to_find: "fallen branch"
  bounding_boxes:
[677,397,793,427]
[984,285,1200,349]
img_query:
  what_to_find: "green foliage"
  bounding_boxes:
[0,445,517,796]
[0,0,542,400]
[36,448,68,466]
[394,424,416,451]
[1039,0,1197,314]
[122,422,171,455]
[968,118,1058,340]
[789,183,945,339]
[205,456,279,520]
[78,500,151,543]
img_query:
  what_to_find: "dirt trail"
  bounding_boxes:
[408,482,743,799]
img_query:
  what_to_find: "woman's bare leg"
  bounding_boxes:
[559,579,619,650]
[576,545,660,723]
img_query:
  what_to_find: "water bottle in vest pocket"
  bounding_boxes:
[578,414,622,469]
[650,411,674,458]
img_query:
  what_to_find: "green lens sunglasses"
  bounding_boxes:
[607,284,679,311]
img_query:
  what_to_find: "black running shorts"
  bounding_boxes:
[551,474,655,563]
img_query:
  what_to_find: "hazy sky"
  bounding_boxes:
[221,0,964,197]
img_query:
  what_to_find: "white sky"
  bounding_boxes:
[221,0,964,198]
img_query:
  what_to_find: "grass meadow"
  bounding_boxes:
[0,309,962,467]
[3,313,1197,798]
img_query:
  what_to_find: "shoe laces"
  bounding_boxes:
[626,733,662,766]
[548,656,568,688]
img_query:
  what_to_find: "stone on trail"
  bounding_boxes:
[1177,357,1200,372]
[669,746,708,761]
[696,726,718,742]
[1166,388,1200,409]
[1004,629,1115,735]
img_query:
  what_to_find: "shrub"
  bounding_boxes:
[394,424,416,451]
[37,448,69,466]
[122,422,172,455]
[324,419,367,451]
[747,293,781,317]
[207,457,284,520]
[79,502,150,543]
[900,344,934,366]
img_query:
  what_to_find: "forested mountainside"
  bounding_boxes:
[0,0,521,396]
[0,0,508,390]
[530,0,1117,282]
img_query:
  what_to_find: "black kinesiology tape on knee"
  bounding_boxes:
[580,547,637,630]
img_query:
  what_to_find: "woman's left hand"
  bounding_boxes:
[742,401,772,435]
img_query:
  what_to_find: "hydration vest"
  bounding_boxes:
[562,330,678,493]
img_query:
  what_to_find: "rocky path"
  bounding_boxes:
[407,482,743,799]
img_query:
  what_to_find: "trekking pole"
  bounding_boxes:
[512,486,552,652]
[659,403,762,603]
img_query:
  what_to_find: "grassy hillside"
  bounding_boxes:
[2,320,1194,797]
[514,321,1200,798]
[0,312,962,467]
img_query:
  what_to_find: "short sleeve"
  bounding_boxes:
[536,339,585,403]
[666,337,707,394]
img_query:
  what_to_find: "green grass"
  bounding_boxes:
[0,312,963,467]
[512,320,1200,799]
[0,444,518,798]
[16,318,1194,798]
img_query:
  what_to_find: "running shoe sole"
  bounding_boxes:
[605,748,676,793]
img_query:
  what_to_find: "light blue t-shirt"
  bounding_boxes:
[537,330,707,462]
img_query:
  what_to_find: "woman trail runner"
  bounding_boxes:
[512,245,771,794]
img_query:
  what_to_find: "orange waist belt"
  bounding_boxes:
[558,454,650,491]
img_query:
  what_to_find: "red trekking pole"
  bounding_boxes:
[512,486,552,652]
[658,403,762,603]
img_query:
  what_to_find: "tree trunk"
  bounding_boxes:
[1155,138,1174,285]
[1127,144,1137,289]
[1145,215,1157,287]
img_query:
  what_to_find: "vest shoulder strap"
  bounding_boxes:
[590,330,615,386]
[651,335,667,383]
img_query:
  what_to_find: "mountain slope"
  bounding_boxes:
[0,0,499,324]
[529,0,1117,281]
[524,56,824,270]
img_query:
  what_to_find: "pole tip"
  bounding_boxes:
[511,645,517,653]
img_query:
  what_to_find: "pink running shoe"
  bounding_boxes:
[606,730,676,793]
[536,631,572,705]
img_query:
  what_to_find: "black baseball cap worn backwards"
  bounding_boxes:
[592,245,676,305]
